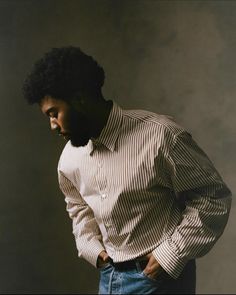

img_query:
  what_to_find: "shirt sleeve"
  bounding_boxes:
[58,169,105,267]
[152,130,232,279]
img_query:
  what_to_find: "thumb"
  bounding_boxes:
[103,252,109,262]
[99,250,109,262]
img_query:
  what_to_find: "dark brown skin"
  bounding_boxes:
[40,95,112,147]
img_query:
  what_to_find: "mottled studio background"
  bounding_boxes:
[0,0,235,293]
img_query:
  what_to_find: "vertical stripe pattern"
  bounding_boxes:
[57,102,231,279]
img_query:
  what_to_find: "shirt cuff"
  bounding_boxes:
[79,240,105,268]
[152,239,188,279]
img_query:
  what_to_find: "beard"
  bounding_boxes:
[70,133,89,147]
[67,108,92,147]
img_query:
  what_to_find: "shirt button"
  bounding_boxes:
[98,161,103,168]
[101,193,107,199]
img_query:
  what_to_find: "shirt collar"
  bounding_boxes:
[89,101,123,154]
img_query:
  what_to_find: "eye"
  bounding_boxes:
[49,112,58,119]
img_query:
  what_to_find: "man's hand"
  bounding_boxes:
[97,250,110,268]
[143,253,164,280]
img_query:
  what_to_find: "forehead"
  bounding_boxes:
[40,96,68,114]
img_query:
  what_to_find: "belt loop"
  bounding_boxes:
[135,260,142,272]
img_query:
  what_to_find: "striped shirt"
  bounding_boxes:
[57,101,231,279]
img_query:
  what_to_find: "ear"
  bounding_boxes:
[69,92,83,106]
[69,95,90,114]
[72,91,88,104]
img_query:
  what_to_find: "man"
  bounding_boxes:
[23,46,231,294]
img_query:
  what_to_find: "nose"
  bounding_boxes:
[50,117,59,131]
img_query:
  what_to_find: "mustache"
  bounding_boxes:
[58,131,71,140]
[58,130,69,136]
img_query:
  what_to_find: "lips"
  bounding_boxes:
[59,132,70,140]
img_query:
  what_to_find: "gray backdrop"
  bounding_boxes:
[0,0,235,293]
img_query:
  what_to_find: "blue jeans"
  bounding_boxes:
[98,260,196,294]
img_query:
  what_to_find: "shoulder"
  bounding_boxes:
[122,108,185,137]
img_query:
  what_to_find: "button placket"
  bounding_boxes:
[94,154,110,228]
[94,155,106,192]
[98,159,103,169]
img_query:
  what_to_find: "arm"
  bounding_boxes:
[58,170,105,267]
[152,130,232,279]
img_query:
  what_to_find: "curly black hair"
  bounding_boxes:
[23,46,105,104]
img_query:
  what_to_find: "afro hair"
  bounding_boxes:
[23,46,105,104]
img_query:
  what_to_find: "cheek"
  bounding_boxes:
[58,114,70,130]
[70,112,85,129]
